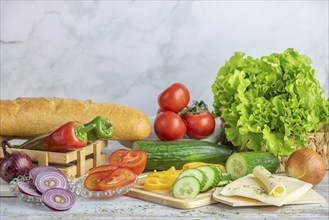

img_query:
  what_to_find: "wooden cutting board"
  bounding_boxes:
[127,173,326,209]
[212,188,326,207]
[126,173,218,209]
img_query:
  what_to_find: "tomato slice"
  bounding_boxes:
[88,164,119,174]
[99,168,136,191]
[108,149,147,175]
[84,170,114,191]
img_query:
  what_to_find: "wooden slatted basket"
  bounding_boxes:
[0,139,108,180]
[277,125,329,172]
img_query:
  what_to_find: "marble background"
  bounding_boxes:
[1,0,328,116]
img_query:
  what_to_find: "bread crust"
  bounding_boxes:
[0,97,151,141]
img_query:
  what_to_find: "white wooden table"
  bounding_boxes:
[1,170,328,220]
[1,141,328,219]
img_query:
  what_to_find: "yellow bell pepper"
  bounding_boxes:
[182,162,207,170]
[182,162,225,172]
[144,167,182,191]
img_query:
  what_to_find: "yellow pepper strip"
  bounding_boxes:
[144,167,182,191]
[182,162,226,172]
[144,175,172,191]
[182,162,207,170]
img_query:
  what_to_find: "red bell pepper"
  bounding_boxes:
[17,121,96,152]
[46,121,91,151]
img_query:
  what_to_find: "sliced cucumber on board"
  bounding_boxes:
[226,152,280,180]
[195,165,221,192]
[177,168,208,189]
[172,176,200,199]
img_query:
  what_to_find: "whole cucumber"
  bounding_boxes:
[132,140,233,171]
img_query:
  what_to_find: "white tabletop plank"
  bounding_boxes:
[1,171,328,220]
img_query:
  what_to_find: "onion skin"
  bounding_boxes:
[285,149,326,186]
[0,141,33,183]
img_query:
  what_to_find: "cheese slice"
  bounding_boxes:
[220,174,312,206]
[252,166,286,197]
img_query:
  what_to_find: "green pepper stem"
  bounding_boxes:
[84,116,114,141]
[78,123,96,134]
[75,123,96,142]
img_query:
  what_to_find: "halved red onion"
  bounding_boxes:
[34,170,68,193]
[29,166,61,180]
[17,181,41,197]
[41,188,76,211]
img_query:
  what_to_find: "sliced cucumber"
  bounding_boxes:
[195,165,221,192]
[217,173,232,187]
[172,176,200,199]
[226,152,280,180]
[212,165,223,177]
[177,168,207,189]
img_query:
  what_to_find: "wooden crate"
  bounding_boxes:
[0,140,108,180]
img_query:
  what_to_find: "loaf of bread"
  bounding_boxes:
[0,97,151,141]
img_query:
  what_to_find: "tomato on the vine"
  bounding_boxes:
[154,111,186,141]
[181,101,215,139]
[158,83,190,113]
[157,108,164,115]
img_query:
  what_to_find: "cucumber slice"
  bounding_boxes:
[217,173,232,187]
[172,176,200,199]
[226,152,280,180]
[212,165,223,177]
[177,168,208,189]
[195,165,221,192]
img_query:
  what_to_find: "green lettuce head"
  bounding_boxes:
[212,48,329,156]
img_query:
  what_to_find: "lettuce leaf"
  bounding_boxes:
[212,48,329,156]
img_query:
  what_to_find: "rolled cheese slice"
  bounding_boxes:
[253,166,286,197]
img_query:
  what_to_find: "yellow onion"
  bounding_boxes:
[285,149,326,186]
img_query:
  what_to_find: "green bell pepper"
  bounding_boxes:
[84,116,114,142]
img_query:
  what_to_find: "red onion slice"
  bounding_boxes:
[34,170,68,193]
[17,181,41,197]
[29,166,61,180]
[41,188,76,211]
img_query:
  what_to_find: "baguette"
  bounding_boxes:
[0,97,151,141]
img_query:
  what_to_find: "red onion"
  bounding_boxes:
[29,166,61,180]
[42,188,76,211]
[17,181,41,197]
[34,170,68,193]
[0,141,33,183]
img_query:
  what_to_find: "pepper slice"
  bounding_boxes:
[84,116,114,142]
[144,167,182,191]
[182,162,225,172]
